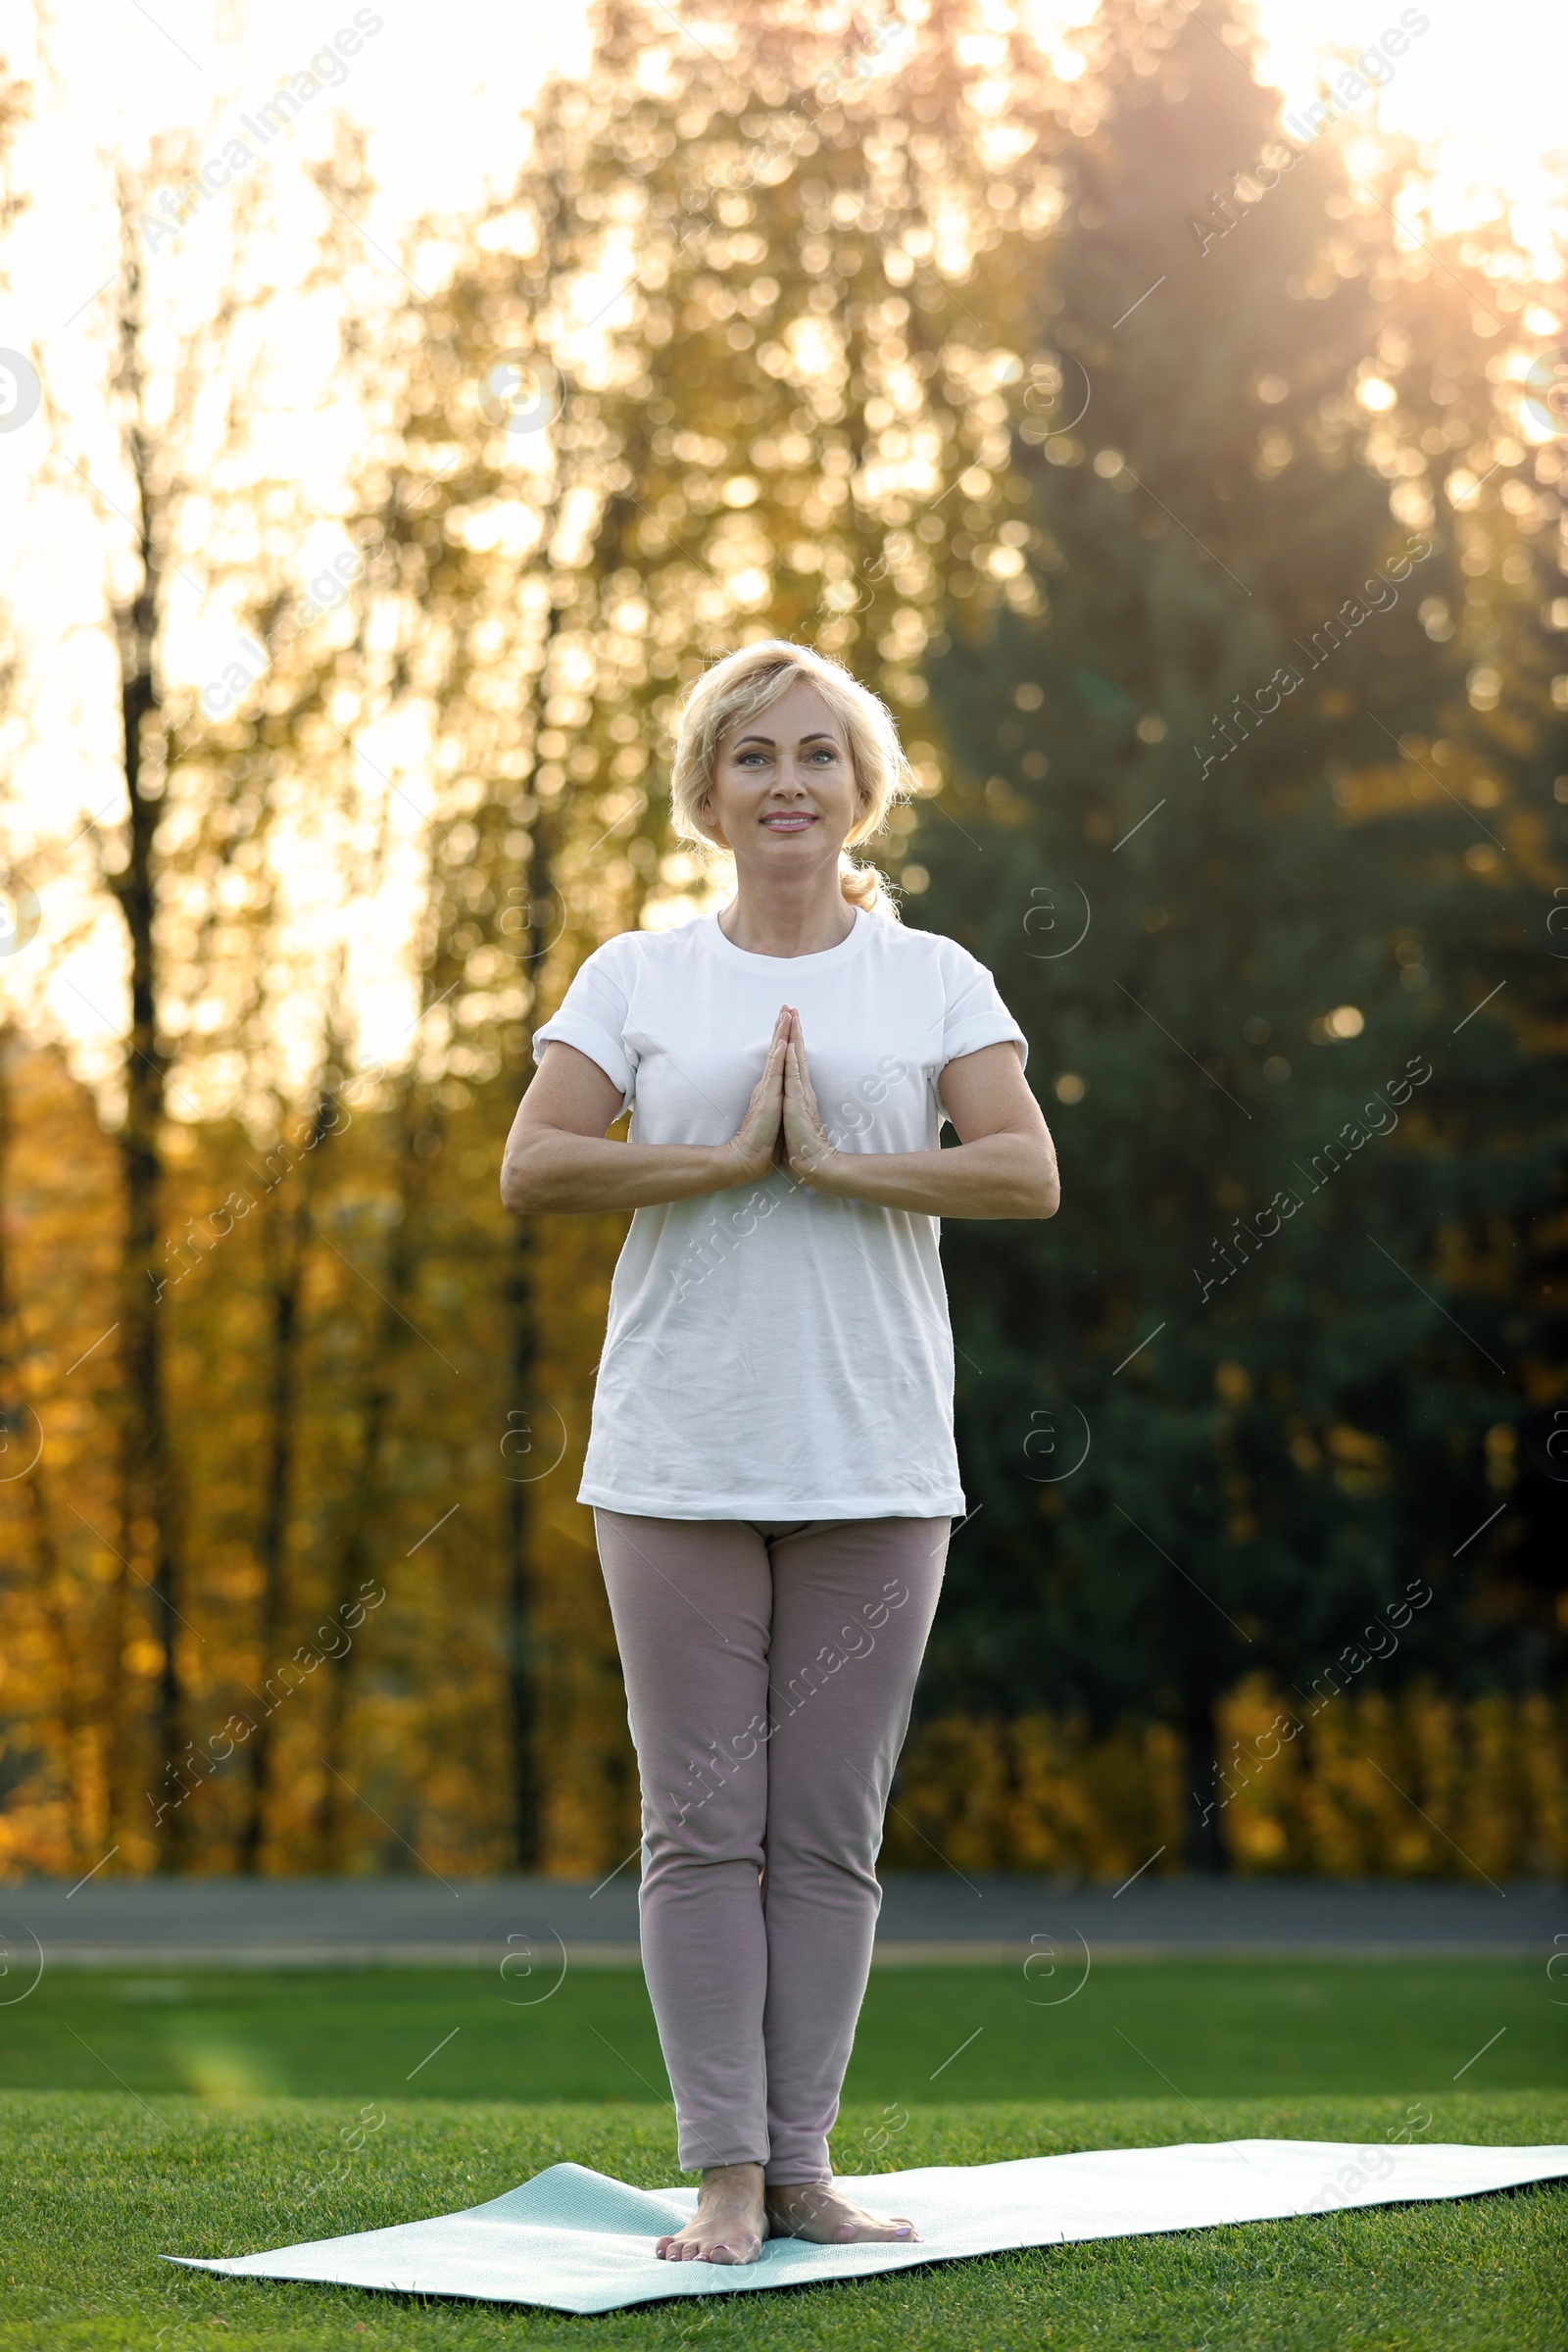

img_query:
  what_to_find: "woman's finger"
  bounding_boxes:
[787,1038,815,1112]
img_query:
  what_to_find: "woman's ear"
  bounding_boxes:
[847,772,874,838]
[699,790,728,850]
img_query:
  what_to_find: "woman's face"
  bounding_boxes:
[702,675,862,884]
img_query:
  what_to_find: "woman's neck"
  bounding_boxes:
[717,871,858,959]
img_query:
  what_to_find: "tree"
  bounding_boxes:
[911,0,1567,1866]
[7,111,385,1866]
[338,0,1092,1861]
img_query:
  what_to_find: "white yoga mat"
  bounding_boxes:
[168,2138,1568,2314]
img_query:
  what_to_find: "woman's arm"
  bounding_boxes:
[501,1018,789,1214]
[783,1023,1059,1219]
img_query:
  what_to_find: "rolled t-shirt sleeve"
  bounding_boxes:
[938,942,1028,1072]
[532,942,638,1106]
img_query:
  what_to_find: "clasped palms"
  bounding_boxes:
[726,1006,837,1187]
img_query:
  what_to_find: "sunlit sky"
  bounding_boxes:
[1252,0,1567,270]
[1,0,1564,1100]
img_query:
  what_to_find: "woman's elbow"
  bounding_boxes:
[984,1137,1058,1218]
[1026,1173,1061,1219]
[501,1146,553,1215]
[990,1168,1057,1219]
[1025,1146,1060,1219]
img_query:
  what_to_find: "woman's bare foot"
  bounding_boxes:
[765,2180,917,2245]
[656,2162,767,2264]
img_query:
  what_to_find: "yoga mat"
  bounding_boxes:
[168,2138,1568,2314]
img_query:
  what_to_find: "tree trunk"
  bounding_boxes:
[237,1086,332,1872]
[313,1075,439,1870]
[105,204,185,1868]
[502,817,556,1871]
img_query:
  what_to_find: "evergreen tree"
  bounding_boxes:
[912,0,1567,1867]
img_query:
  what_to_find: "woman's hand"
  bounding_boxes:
[722,1008,789,1185]
[781,1033,1058,1219]
[782,1009,841,1187]
[504,1016,1057,1221]
[503,1023,788,1216]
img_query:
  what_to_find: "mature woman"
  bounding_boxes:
[502,641,1058,2264]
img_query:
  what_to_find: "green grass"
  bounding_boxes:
[2,1965,1564,2347]
[1,2089,1564,2350]
[5,1959,1560,2105]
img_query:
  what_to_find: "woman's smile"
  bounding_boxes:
[761,810,817,831]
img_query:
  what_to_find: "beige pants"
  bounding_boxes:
[594,1509,950,2181]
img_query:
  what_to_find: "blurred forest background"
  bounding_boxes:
[0,0,1565,1885]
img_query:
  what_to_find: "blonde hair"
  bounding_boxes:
[669,641,916,917]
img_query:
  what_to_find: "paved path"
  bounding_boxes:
[5,1873,1561,1967]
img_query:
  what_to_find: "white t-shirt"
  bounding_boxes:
[532,906,1028,1520]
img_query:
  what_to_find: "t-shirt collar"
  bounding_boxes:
[701,906,870,972]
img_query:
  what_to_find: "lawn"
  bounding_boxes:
[2,1964,1564,2349]
[3,1958,1559,2106]
[2,2089,1564,2350]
